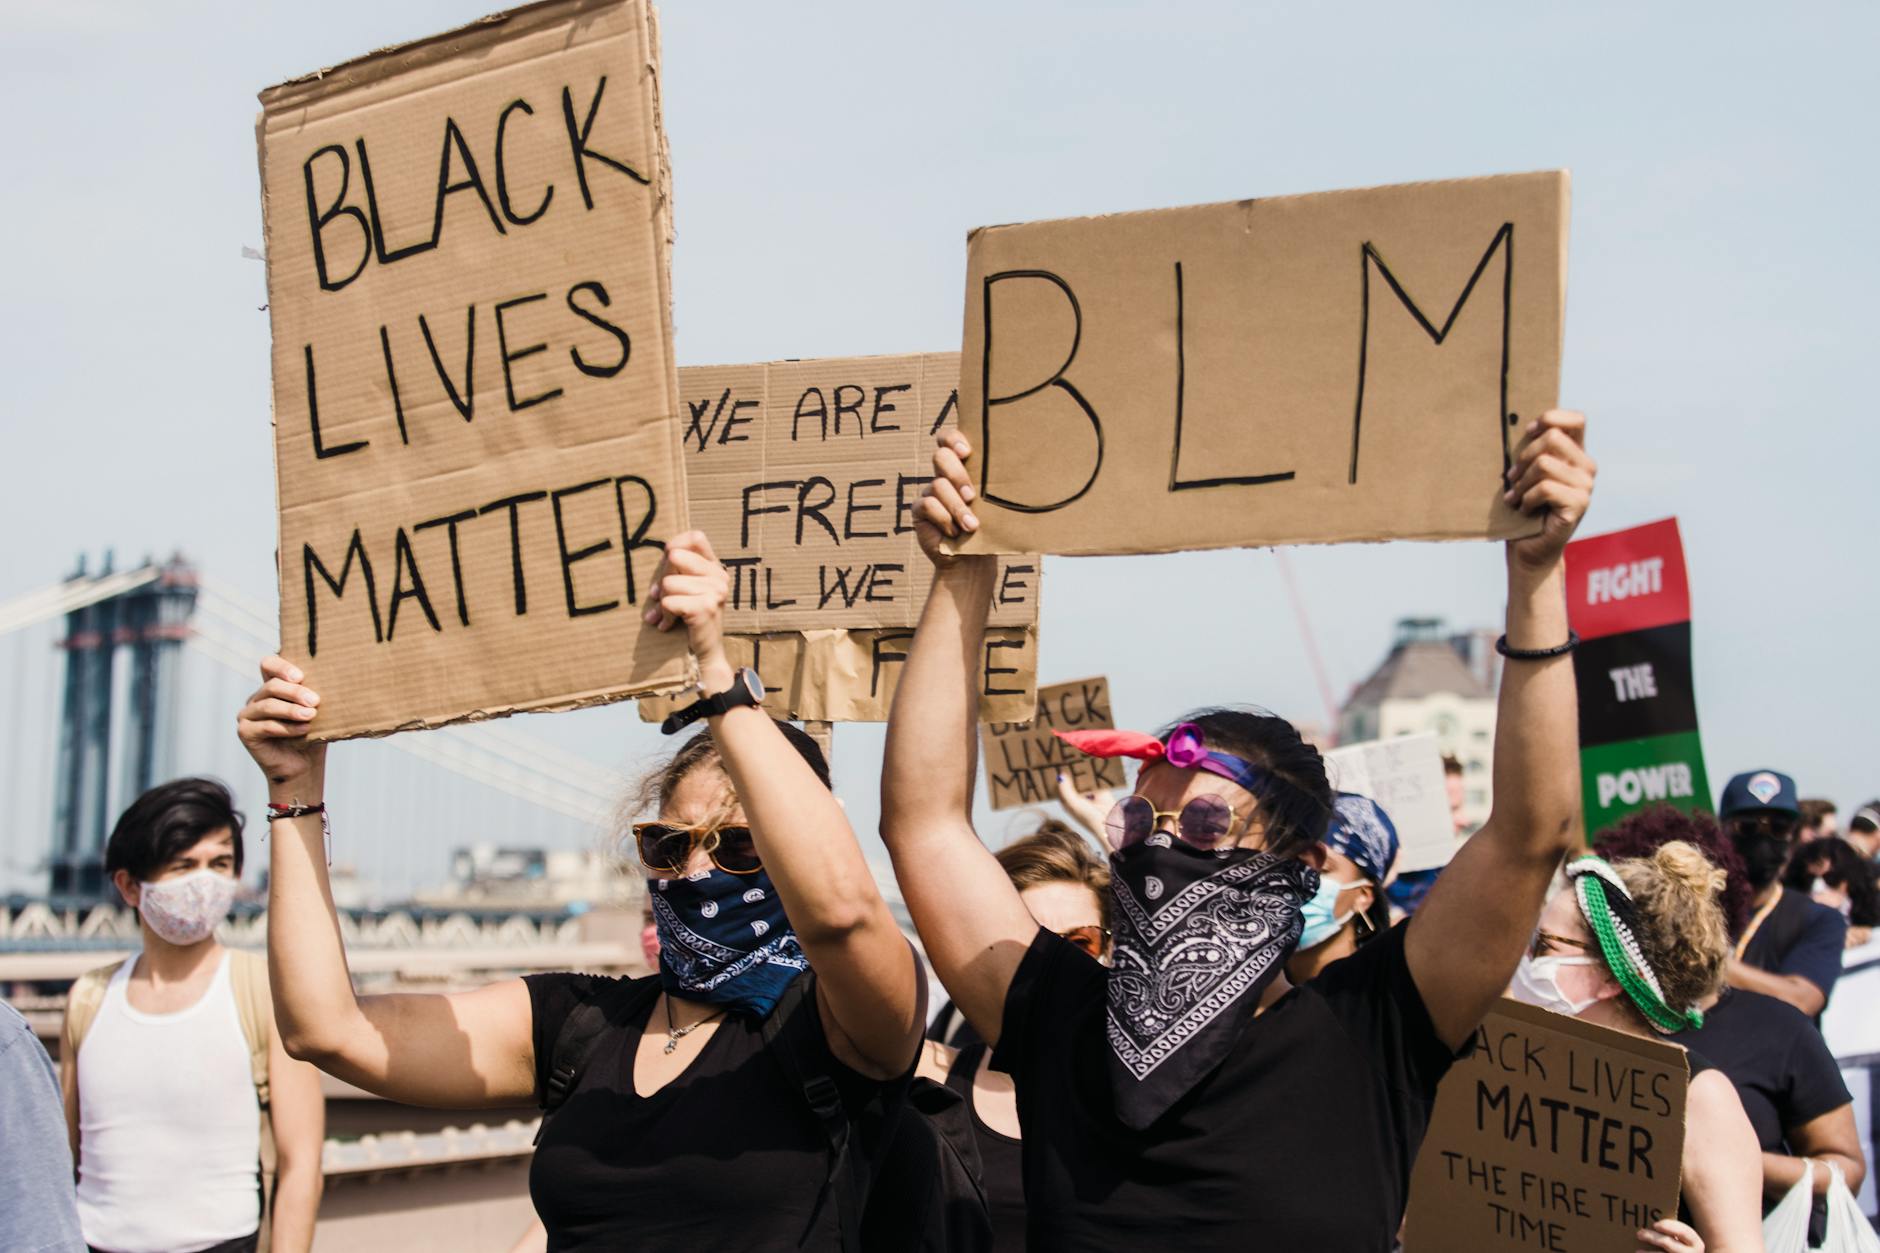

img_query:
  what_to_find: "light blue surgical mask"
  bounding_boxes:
[1297,875,1366,950]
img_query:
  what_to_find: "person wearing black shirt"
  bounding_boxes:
[1673,988,1865,1212]
[239,531,926,1252]
[1718,769,1847,1017]
[883,412,1596,1251]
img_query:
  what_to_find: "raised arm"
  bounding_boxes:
[646,533,923,1079]
[264,1027,326,1253]
[237,659,536,1108]
[1407,410,1596,1049]
[879,433,1044,1047]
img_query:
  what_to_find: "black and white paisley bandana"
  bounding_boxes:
[1105,839,1319,1129]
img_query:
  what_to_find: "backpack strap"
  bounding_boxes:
[62,960,126,1059]
[227,950,277,1253]
[761,972,864,1253]
[534,976,658,1145]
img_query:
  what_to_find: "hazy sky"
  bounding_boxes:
[2,1,1876,893]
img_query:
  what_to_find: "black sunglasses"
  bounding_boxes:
[633,822,762,876]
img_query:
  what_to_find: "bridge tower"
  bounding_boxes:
[49,555,198,900]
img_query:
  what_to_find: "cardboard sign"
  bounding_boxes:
[258,0,689,740]
[679,353,1039,632]
[954,171,1568,557]
[1564,519,1710,830]
[980,678,1116,810]
[1325,734,1455,874]
[1404,999,1689,1253]
[636,627,1037,724]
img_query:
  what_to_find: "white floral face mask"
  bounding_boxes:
[138,869,237,946]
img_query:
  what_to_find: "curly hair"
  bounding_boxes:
[1609,841,1733,1015]
[998,820,1113,936]
[1592,805,1753,939]
[1783,836,1880,927]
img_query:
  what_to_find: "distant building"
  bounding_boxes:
[1339,618,1497,830]
[415,844,636,911]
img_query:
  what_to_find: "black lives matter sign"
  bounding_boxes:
[981,678,1117,810]
[258,0,690,739]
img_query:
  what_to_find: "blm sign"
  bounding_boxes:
[1564,519,1710,831]
[981,678,1116,810]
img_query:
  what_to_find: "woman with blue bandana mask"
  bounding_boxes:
[240,531,927,1252]
[885,411,1598,1252]
[1286,792,1400,984]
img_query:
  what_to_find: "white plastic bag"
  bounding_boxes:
[1765,1159,1816,1253]
[1823,1161,1880,1253]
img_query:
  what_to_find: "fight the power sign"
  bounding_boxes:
[1564,518,1710,830]
[954,172,1568,558]
[259,0,690,740]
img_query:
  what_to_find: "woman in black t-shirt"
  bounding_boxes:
[1504,842,1764,1251]
[914,821,1113,1253]
[238,531,926,1252]
[881,413,1597,1251]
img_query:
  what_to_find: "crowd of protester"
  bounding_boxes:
[2,411,1876,1252]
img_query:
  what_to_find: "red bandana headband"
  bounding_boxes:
[1054,722,1267,796]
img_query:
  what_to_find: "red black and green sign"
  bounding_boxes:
[1564,518,1710,833]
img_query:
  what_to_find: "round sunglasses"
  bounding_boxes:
[1104,793,1243,853]
[633,822,762,876]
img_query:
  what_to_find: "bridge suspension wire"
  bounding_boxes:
[0,568,161,637]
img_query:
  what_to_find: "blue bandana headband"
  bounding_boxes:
[1324,793,1401,886]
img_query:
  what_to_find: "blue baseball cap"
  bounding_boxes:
[1323,793,1400,886]
[1719,769,1800,819]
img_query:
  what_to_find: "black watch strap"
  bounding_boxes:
[660,668,764,736]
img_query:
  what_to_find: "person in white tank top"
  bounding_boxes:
[60,778,325,1253]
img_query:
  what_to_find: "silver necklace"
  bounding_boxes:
[663,997,725,1054]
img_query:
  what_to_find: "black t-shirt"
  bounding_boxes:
[1671,988,1851,1152]
[992,921,1457,1252]
[946,1042,1026,1253]
[1741,888,1847,1005]
[525,972,904,1251]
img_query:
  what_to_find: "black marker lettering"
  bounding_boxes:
[684,389,730,452]
[494,99,554,226]
[832,384,865,436]
[432,116,507,242]
[302,145,369,293]
[983,636,1025,696]
[870,384,909,434]
[414,508,477,626]
[1169,261,1293,491]
[304,345,367,459]
[566,281,631,378]
[354,138,436,266]
[379,326,409,445]
[894,475,927,534]
[795,477,838,545]
[303,530,381,657]
[763,567,796,610]
[870,631,913,697]
[998,563,1035,606]
[740,482,794,548]
[980,270,1102,512]
[611,474,661,605]
[720,398,758,445]
[843,479,887,539]
[562,77,650,210]
[791,388,828,442]
[551,478,619,618]
[419,305,476,423]
[478,491,548,615]
[494,293,563,412]
[928,389,957,436]
[1350,223,1514,483]
[386,527,441,640]
[723,557,759,610]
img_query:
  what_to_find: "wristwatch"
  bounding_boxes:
[660,667,766,736]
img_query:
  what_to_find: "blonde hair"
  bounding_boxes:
[996,820,1112,934]
[1610,840,1732,1013]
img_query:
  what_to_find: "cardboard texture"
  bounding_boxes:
[635,627,1037,724]
[955,171,1569,557]
[258,0,690,740]
[1404,999,1689,1253]
[1565,519,1710,830]
[980,677,1116,810]
[1325,733,1455,874]
[678,353,1038,633]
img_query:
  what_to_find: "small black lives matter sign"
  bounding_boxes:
[981,678,1117,810]
[1403,999,1689,1253]
[258,0,690,740]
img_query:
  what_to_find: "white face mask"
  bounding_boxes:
[1508,953,1605,1016]
[137,868,238,946]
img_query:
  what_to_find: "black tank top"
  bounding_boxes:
[947,1042,1027,1253]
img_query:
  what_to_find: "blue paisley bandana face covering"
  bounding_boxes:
[1105,839,1318,1130]
[651,867,806,1018]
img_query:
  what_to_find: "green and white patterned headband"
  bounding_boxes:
[1565,855,1704,1035]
